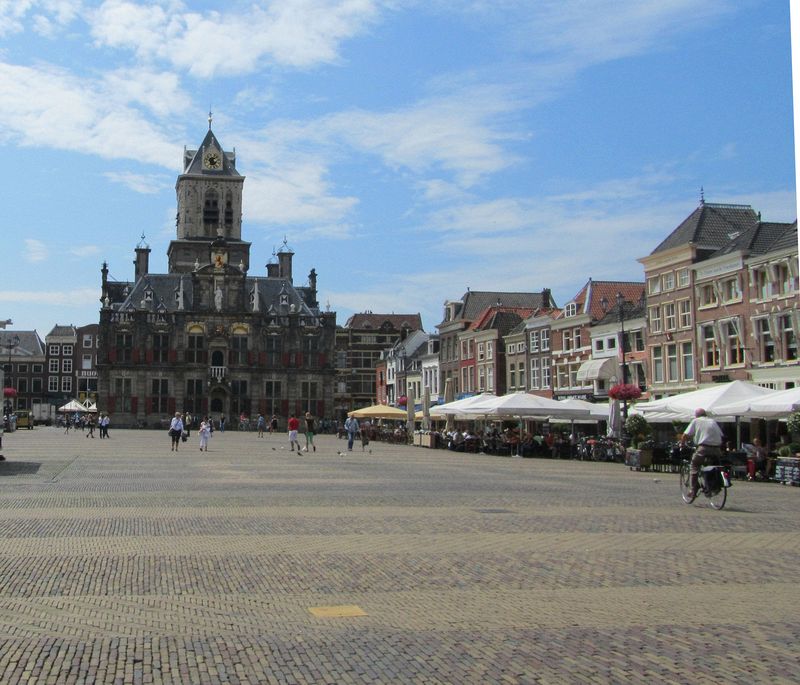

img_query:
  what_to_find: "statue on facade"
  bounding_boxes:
[214,286,223,311]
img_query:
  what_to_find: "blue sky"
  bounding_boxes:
[0,0,795,337]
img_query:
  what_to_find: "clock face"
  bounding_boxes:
[204,152,221,169]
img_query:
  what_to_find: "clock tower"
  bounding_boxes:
[167,126,251,273]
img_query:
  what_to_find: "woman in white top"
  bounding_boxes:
[169,412,184,452]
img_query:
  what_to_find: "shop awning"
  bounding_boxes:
[576,358,616,382]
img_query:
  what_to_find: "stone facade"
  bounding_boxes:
[97,127,336,428]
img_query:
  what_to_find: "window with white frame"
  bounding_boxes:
[725,321,745,366]
[540,330,550,351]
[662,271,675,291]
[666,343,679,382]
[721,277,741,302]
[681,341,694,381]
[652,347,664,383]
[701,324,720,368]
[529,330,539,351]
[82,354,92,370]
[557,364,569,389]
[678,268,690,287]
[780,314,797,360]
[61,358,72,374]
[698,283,717,308]
[509,363,516,389]
[565,303,577,317]
[83,335,93,348]
[573,328,581,349]
[649,306,662,334]
[530,358,539,389]
[541,358,551,388]
[49,359,59,373]
[594,339,604,352]
[678,299,691,328]
[517,342,525,353]
[49,344,59,356]
[48,376,58,392]
[663,303,676,331]
[648,276,661,295]
[569,364,578,387]
[487,366,494,391]
[518,365,525,389]
[757,318,774,362]
[62,344,73,356]
[486,341,493,360]
[61,376,72,392]
[775,263,793,296]
[563,330,572,351]
[477,342,485,361]
[752,267,770,300]
[478,366,486,391]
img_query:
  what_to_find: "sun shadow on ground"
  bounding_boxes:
[0,462,42,476]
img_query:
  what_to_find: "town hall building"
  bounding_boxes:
[97,125,336,427]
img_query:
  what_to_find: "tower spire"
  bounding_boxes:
[208,110,213,130]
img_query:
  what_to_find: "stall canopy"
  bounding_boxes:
[460,392,591,419]
[712,386,800,418]
[632,381,775,418]
[575,358,616,383]
[430,393,497,417]
[348,404,408,420]
[58,399,89,413]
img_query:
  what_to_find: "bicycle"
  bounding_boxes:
[679,459,732,510]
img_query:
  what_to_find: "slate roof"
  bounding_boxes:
[344,313,423,331]
[651,203,759,254]
[444,290,553,325]
[0,331,44,357]
[46,325,77,338]
[182,129,241,177]
[110,272,318,319]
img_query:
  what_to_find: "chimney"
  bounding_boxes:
[541,288,551,307]
[308,268,318,307]
[134,234,150,281]
[277,247,293,283]
[267,261,279,278]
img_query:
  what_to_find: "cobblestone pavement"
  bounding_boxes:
[0,427,798,684]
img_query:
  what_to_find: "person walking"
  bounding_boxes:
[219,414,226,433]
[198,417,211,452]
[304,412,316,452]
[99,413,110,438]
[287,414,301,452]
[169,412,184,452]
[680,407,724,498]
[344,415,360,452]
[256,413,266,438]
[85,413,96,438]
[270,415,278,435]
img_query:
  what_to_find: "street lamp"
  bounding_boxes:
[3,334,20,417]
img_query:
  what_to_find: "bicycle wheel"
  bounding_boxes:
[707,483,727,510]
[679,462,696,504]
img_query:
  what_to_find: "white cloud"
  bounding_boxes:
[69,245,101,258]
[104,171,169,194]
[0,62,180,165]
[24,238,48,262]
[89,0,382,77]
[0,287,99,305]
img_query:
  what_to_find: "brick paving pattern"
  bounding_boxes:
[0,427,798,683]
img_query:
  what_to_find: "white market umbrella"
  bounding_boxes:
[430,392,497,417]
[460,392,591,419]
[712,386,800,419]
[58,399,88,413]
[633,381,775,418]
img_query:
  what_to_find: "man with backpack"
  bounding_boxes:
[344,415,360,452]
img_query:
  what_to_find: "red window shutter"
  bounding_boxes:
[167,398,176,414]
[109,348,117,363]
[281,400,288,417]
[317,400,324,417]
[297,353,304,368]
[130,396,138,414]
[145,397,152,415]
[107,396,116,413]
[259,351,267,366]
[145,349,153,363]
[168,349,177,363]
[282,353,290,367]
[318,353,326,367]
[132,348,140,363]
[259,399,267,415]
[248,351,256,366]
[200,350,208,364]
[201,398,208,413]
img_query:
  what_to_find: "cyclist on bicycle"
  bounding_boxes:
[681,407,724,498]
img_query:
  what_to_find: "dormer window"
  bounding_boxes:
[144,289,153,302]
[565,302,577,317]
[280,293,289,305]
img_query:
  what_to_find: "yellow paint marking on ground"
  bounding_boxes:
[308,605,367,618]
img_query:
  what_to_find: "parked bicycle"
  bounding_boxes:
[679,459,732,509]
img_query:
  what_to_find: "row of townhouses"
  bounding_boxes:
[362,201,798,410]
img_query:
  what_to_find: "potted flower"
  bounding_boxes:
[608,383,643,401]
